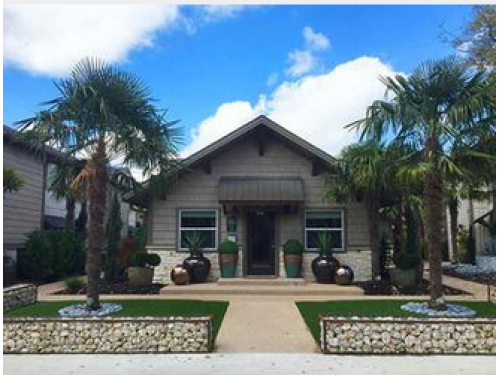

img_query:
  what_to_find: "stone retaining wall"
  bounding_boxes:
[3,284,37,312]
[320,316,496,355]
[4,316,212,354]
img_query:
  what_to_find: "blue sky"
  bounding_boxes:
[4,5,471,156]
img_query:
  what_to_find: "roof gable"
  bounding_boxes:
[182,115,335,169]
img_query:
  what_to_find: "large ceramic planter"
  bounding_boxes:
[127,267,154,286]
[311,254,339,283]
[219,253,238,278]
[284,253,302,278]
[389,268,417,287]
[183,253,211,283]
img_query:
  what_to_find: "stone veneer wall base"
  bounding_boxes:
[320,316,496,355]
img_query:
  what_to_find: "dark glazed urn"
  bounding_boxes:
[311,254,339,283]
[334,265,355,285]
[182,252,211,283]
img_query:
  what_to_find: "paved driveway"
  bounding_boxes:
[4,354,495,375]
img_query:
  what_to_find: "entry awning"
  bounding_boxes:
[218,177,304,203]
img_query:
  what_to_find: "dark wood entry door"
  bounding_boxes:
[246,211,276,276]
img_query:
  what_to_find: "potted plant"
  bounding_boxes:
[182,231,211,283]
[283,239,304,278]
[218,240,238,278]
[389,251,421,287]
[311,232,339,283]
[127,252,161,286]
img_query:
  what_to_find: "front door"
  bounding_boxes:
[246,211,276,276]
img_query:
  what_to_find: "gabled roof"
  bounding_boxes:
[3,125,66,162]
[125,115,335,207]
[183,115,335,169]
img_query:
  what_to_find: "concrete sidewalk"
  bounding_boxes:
[3,354,495,375]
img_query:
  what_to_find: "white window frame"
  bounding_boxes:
[178,209,219,251]
[304,209,345,252]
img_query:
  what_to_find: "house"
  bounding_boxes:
[446,196,495,270]
[3,125,133,283]
[127,116,373,282]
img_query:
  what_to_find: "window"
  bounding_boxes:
[178,209,218,251]
[305,211,344,251]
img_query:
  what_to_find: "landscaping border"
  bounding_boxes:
[320,316,496,355]
[4,316,213,354]
[3,284,37,312]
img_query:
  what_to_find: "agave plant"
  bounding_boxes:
[184,231,205,257]
[316,232,333,257]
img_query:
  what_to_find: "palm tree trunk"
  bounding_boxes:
[365,191,380,279]
[425,137,445,310]
[86,139,108,310]
[65,197,76,232]
[449,197,459,264]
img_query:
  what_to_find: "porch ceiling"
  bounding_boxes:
[218,177,304,203]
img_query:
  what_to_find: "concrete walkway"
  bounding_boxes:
[215,296,318,353]
[423,271,491,300]
[4,354,495,375]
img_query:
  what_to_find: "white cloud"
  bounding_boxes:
[286,26,331,77]
[287,50,316,77]
[3,5,180,77]
[183,56,399,158]
[3,4,254,77]
[303,26,330,51]
[199,5,251,22]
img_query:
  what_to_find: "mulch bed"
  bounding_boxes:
[355,279,469,296]
[56,280,166,295]
[442,268,496,286]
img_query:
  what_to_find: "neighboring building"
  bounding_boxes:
[3,126,132,283]
[128,116,373,282]
[3,126,52,261]
[446,196,495,269]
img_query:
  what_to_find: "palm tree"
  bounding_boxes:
[18,58,181,310]
[48,160,86,232]
[3,166,24,193]
[326,141,398,279]
[349,57,494,309]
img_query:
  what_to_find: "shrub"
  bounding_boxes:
[379,232,391,278]
[64,277,85,294]
[283,239,304,255]
[131,251,160,268]
[393,251,421,270]
[131,251,149,267]
[218,240,238,254]
[104,193,123,281]
[147,253,161,267]
[135,226,147,252]
[18,230,85,282]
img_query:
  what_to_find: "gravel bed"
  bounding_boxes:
[356,280,469,296]
[442,264,496,286]
[400,301,477,317]
[56,280,166,295]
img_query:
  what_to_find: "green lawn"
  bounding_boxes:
[296,300,496,343]
[4,299,229,339]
